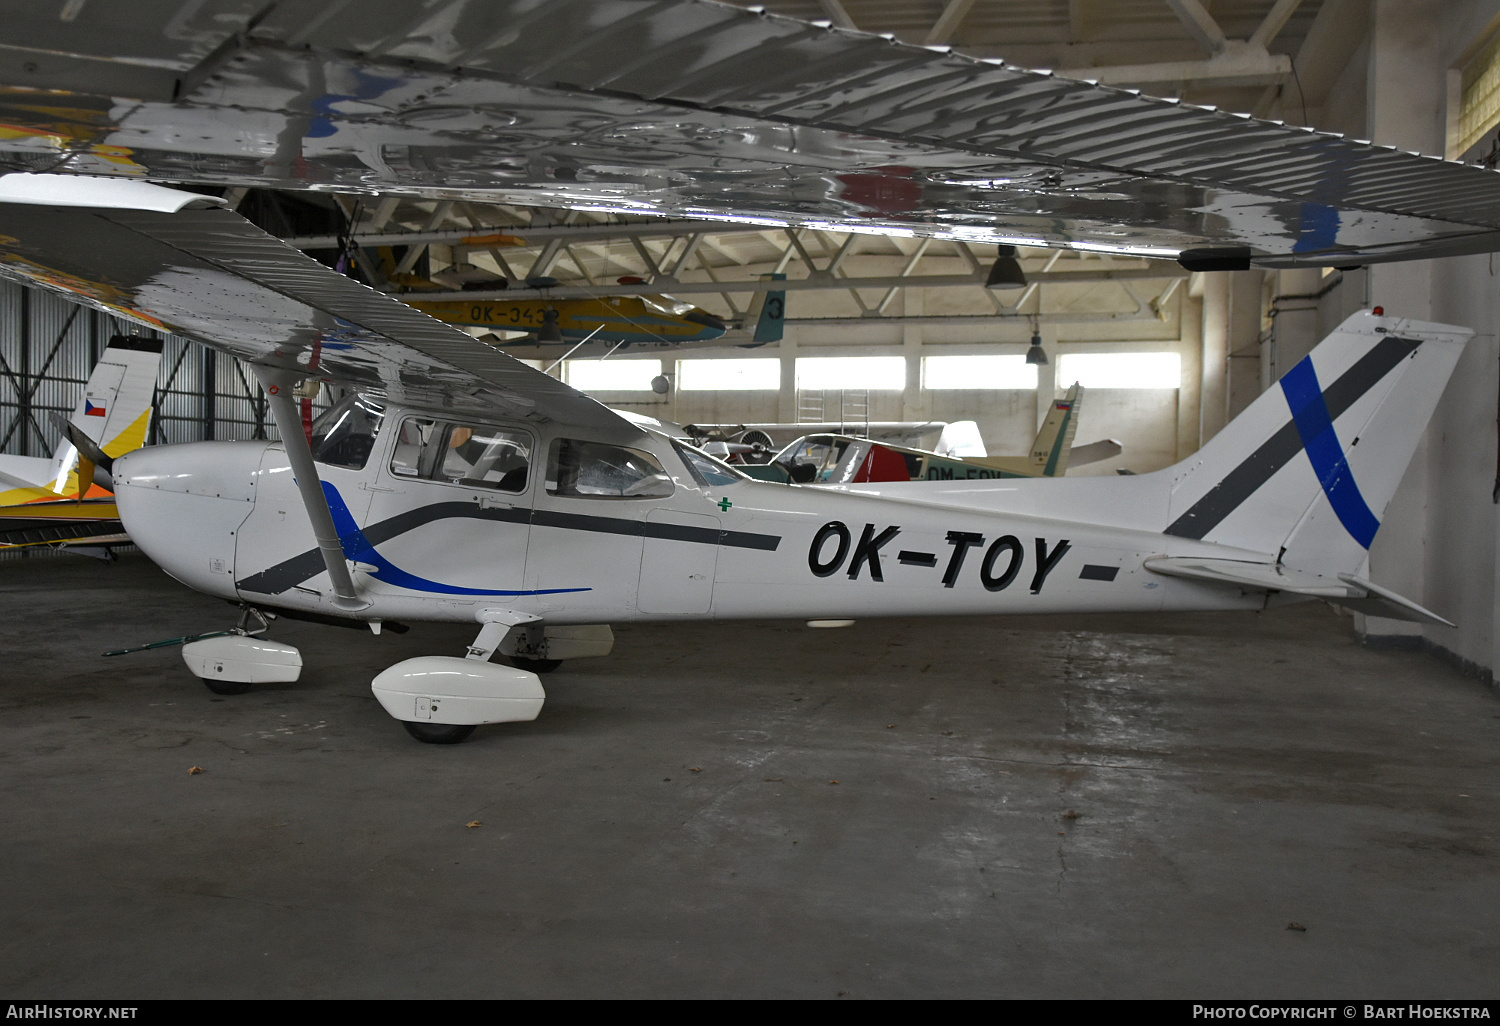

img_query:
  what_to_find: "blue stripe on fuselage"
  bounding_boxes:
[321,483,590,597]
[1279,358,1380,549]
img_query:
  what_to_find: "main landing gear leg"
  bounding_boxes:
[504,621,563,673]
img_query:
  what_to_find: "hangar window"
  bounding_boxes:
[679,358,779,391]
[546,439,674,498]
[796,356,906,391]
[1458,32,1500,156]
[564,359,661,391]
[923,355,1037,389]
[310,395,385,470]
[1056,352,1181,389]
[389,418,531,492]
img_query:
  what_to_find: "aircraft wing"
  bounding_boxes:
[1068,440,1124,467]
[0,175,631,433]
[0,0,1497,266]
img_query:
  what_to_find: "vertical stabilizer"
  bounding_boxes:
[1030,384,1082,476]
[742,273,785,345]
[1160,311,1468,573]
[49,335,162,494]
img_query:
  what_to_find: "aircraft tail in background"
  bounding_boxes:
[0,335,162,501]
[736,273,785,346]
[48,335,162,495]
[1029,384,1082,476]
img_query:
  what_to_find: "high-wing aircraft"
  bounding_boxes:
[0,335,160,555]
[408,277,786,352]
[2,0,1499,268]
[739,387,1121,483]
[0,176,1465,744]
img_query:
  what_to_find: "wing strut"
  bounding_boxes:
[252,365,368,612]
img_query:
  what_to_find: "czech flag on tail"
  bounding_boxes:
[84,399,106,417]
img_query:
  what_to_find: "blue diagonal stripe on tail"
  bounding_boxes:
[1279,358,1380,549]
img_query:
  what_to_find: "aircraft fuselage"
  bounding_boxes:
[111,398,1283,628]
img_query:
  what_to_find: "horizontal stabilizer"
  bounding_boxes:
[1069,439,1122,467]
[1143,557,1454,627]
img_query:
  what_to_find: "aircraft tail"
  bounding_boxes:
[739,273,785,345]
[49,335,162,494]
[1159,311,1468,576]
[1028,384,1081,476]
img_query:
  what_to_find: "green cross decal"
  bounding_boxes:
[717,497,733,512]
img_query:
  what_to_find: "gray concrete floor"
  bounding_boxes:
[0,553,1497,999]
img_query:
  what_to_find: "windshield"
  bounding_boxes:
[777,435,849,482]
[673,440,748,487]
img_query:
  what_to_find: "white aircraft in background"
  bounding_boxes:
[0,335,161,556]
[0,176,1464,743]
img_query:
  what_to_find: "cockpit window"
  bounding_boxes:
[673,440,747,487]
[390,417,531,492]
[310,395,385,470]
[778,435,849,482]
[546,439,674,498]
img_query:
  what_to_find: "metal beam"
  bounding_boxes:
[1250,0,1306,50]
[1059,45,1290,88]
[414,266,1186,302]
[816,0,857,30]
[924,0,978,46]
[1164,0,1229,55]
[284,217,765,250]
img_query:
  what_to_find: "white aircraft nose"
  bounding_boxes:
[114,440,270,598]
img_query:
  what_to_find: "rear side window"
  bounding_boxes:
[546,439,674,498]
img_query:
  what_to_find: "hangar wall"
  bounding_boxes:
[0,280,290,462]
[1243,0,1500,682]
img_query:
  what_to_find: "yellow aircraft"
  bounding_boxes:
[409,275,785,348]
[0,336,162,556]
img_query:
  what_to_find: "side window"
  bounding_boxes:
[310,395,385,471]
[389,417,531,493]
[546,439,674,499]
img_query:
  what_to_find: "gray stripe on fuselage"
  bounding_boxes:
[237,501,780,596]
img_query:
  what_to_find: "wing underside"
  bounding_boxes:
[0,0,1494,264]
[0,181,632,432]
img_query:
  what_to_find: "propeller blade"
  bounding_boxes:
[53,414,113,473]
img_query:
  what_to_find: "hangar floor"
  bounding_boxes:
[1,554,1496,999]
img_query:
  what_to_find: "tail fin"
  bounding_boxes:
[1029,384,1082,476]
[49,335,162,493]
[1161,311,1468,574]
[740,273,785,345]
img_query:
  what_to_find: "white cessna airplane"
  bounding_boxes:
[0,175,1466,743]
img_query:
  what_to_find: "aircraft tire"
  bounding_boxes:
[509,656,562,673]
[402,721,476,745]
[200,677,251,696]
